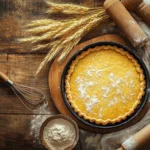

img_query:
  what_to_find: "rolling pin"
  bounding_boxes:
[135,2,150,27]
[117,124,150,150]
[122,0,150,27]
[121,0,143,12]
[104,0,148,48]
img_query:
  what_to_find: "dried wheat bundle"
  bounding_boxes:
[46,1,99,15]
[19,1,109,74]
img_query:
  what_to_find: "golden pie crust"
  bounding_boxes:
[65,46,146,125]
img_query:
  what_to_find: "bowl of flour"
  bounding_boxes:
[40,114,79,150]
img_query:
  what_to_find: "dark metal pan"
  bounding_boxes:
[61,42,150,129]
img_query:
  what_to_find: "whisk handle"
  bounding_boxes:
[0,71,10,82]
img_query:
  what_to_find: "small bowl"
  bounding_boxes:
[40,114,79,150]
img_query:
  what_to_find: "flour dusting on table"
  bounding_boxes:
[122,137,137,150]
[85,134,101,150]
[79,129,102,150]
[30,102,55,142]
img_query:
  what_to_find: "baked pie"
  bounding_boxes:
[65,45,146,125]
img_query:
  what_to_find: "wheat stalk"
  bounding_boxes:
[25,19,56,28]
[37,11,108,73]
[19,1,109,74]
[46,1,98,15]
[58,14,107,61]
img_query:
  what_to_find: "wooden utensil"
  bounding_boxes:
[0,71,46,111]
[117,124,150,150]
[122,0,150,27]
[135,2,150,27]
[104,0,148,48]
[122,0,143,11]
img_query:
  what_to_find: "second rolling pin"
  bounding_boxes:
[122,0,150,27]
[104,0,148,48]
[135,2,150,27]
[121,0,143,12]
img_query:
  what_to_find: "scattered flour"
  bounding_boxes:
[85,95,98,111]
[85,134,102,150]
[122,137,137,150]
[30,102,55,142]
[43,118,76,150]
[144,0,150,5]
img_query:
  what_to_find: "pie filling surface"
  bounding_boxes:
[65,46,146,125]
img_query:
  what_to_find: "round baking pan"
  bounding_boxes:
[61,42,150,129]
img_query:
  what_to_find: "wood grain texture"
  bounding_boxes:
[122,0,142,11]
[135,2,150,27]
[104,0,148,47]
[0,115,46,150]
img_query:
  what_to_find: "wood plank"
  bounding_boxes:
[0,54,57,114]
[0,114,46,150]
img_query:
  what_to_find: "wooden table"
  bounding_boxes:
[0,0,105,149]
[0,0,149,150]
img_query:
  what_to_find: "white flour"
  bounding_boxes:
[43,118,76,150]
[122,137,137,150]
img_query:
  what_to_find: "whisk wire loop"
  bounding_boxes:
[13,83,46,106]
[0,71,46,111]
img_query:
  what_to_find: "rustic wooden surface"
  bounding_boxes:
[0,0,149,150]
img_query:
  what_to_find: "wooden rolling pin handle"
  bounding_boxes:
[0,71,9,82]
[104,0,148,47]
[118,124,150,150]
[121,0,143,11]
[135,2,150,27]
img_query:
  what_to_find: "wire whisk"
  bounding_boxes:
[0,71,46,111]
